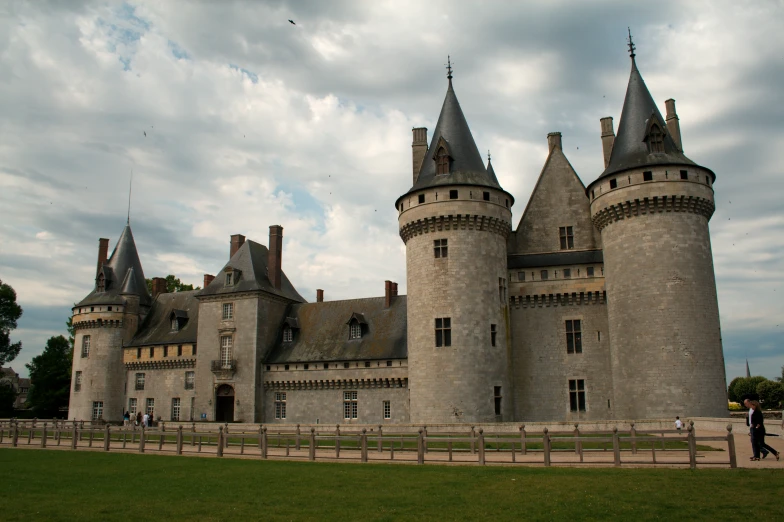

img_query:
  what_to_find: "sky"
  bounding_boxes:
[0,0,782,382]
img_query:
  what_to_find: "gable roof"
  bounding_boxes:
[265,296,407,364]
[126,290,200,347]
[198,240,305,302]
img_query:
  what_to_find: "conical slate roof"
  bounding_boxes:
[77,224,151,307]
[401,78,503,198]
[486,157,498,184]
[595,55,706,181]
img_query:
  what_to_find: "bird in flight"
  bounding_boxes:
[288,19,296,25]
[143,131,146,137]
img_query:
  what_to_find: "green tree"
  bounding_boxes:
[25,335,72,418]
[0,381,14,417]
[729,376,768,402]
[757,380,784,409]
[0,278,23,366]
[145,275,199,294]
[727,376,745,403]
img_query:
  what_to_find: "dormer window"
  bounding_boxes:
[436,147,449,175]
[171,318,179,332]
[225,272,233,286]
[224,266,241,287]
[283,326,293,343]
[170,310,188,332]
[648,124,664,153]
[349,321,362,339]
[96,273,105,293]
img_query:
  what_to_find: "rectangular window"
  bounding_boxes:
[149,347,154,358]
[225,272,233,286]
[283,327,293,342]
[146,398,155,416]
[610,179,617,189]
[220,336,233,368]
[177,345,183,356]
[569,379,586,412]
[171,318,178,331]
[494,386,502,416]
[559,226,574,250]
[222,303,234,320]
[449,189,458,199]
[135,373,145,391]
[434,238,448,258]
[275,392,287,419]
[163,346,169,357]
[517,271,525,281]
[128,398,137,416]
[418,194,425,204]
[343,391,358,419]
[324,363,329,369]
[137,347,142,359]
[498,277,506,303]
[192,345,197,356]
[587,267,594,277]
[383,400,391,420]
[344,362,350,369]
[491,324,497,347]
[92,401,104,421]
[540,270,549,280]
[435,317,452,347]
[566,320,582,354]
[483,191,490,201]
[74,371,82,391]
[81,336,90,358]
[643,171,653,181]
[171,398,181,421]
[563,268,571,279]
[680,170,688,180]
[184,371,195,390]
[386,360,392,367]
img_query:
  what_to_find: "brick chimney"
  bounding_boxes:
[412,127,428,185]
[316,289,324,302]
[96,238,109,278]
[203,274,215,288]
[664,99,682,152]
[268,225,283,290]
[385,280,398,308]
[151,277,167,297]
[392,282,398,297]
[230,234,246,259]
[547,132,562,153]
[600,117,615,168]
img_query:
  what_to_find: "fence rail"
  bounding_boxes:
[0,419,737,468]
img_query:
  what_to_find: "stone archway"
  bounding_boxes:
[215,384,235,422]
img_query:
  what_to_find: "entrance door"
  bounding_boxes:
[215,384,235,422]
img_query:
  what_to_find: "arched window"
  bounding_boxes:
[436,147,449,175]
[97,273,105,293]
[648,124,664,153]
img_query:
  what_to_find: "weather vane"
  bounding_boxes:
[445,55,453,80]
[487,150,491,162]
[627,27,636,59]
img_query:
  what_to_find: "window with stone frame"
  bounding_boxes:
[171,318,179,331]
[587,266,594,277]
[559,226,574,250]
[494,386,502,416]
[343,391,358,419]
[383,400,391,420]
[171,398,181,421]
[563,268,571,279]
[648,124,664,153]
[146,398,155,416]
[222,302,234,320]
[184,371,195,390]
[128,398,137,416]
[96,273,105,293]
[92,401,104,421]
[349,321,362,340]
[434,238,448,258]
[569,379,586,412]
[283,326,293,342]
[275,392,287,419]
[81,336,91,358]
[540,270,549,280]
[225,272,233,286]
[74,371,82,391]
[491,324,497,347]
[435,317,451,347]
[435,147,449,175]
[517,271,525,281]
[135,373,145,391]
[220,336,233,368]
[177,345,183,356]
[566,320,582,354]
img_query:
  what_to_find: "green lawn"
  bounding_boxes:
[1,448,781,521]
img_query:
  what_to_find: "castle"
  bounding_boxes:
[68,44,728,425]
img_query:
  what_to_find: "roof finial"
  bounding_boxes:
[487,149,491,162]
[127,167,133,225]
[445,55,453,81]
[627,27,636,59]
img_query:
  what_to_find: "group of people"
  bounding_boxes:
[122,410,155,428]
[743,398,780,461]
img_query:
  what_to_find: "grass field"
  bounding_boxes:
[1,448,780,521]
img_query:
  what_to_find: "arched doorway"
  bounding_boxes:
[215,384,235,422]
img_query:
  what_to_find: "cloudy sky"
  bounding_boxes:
[1,0,782,382]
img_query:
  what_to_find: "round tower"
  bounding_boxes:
[397,68,514,424]
[587,43,727,419]
[69,226,151,421]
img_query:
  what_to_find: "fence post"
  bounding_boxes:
[177,425,183,455]
[543,428,551,467]
[520,425,527,455]
[71,422,77,449]
[335,425,341,458]
[191,423,196,446]
[139,427,146,453]
[726,424,737,469]
[470,426,476,454]
[478,429,486,465]
[28,424,33,445]
[104,425,110,451]
[79,421,84,441]
[224,423,229,449]
[217,427,224,457]
[309,428,316,461]
[417,429,425,465]
[377,425,383,453]
[40,423,47,448]
[612,427,620,467]
[14,421,20,447]
[630,423,637,455]
[293,424,299,450]
[261,427,268,459]
[361,428,368,463]
[573,424,580,455]
[687,425,696,469]
[422,426,428,453]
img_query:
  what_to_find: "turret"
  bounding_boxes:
[396,60,514,423]
[586,34,727,419]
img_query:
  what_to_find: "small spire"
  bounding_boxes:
[746,358,751,378]
[627,27,636,59]
[445,55,453,81]
[487,149,491,162]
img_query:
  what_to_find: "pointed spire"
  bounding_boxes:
[105,224,150,303]
[746,359,751,378]
[486,151,500,185]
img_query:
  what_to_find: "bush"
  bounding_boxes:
[757,380,784,409]
[729,376,767,402]
[728,401,743,411]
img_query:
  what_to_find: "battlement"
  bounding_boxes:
[73,319,125,331]
[399,213,511,243]
[592,194,715,231]
[510,291,606,309]
[263,377,408,391]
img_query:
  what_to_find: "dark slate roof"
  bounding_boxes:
[198,240,305,302]
[593,56,712,184]
[265,296,407,363]
[397,79,511,206]
[126,290,200,347]
[76,224,152,307]
[508,250,604,269]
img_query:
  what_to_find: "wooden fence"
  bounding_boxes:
[0,419,737,468]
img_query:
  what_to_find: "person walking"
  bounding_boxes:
[749,400,779,461]
[123,411,130,426]
[142,412,149,428]
[675,416,683,432]
[135,411,142,426]
[744,398,767,459]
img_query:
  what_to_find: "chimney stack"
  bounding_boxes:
[392,282,398,297]
[316,289,324,302]
[230,234,246,259]
[151,277,167,297]
[96,238,109,278]
[664,99,682,152]
[203,274,215,288]
[600,117,615,168]
[385,280,393,308]
[268,225,283,290]
[412,127,428,185]
[547,132,562,153]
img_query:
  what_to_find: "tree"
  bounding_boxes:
[757,380,784,409]
[25,335,72,418]
[727,376,745,403]
[0,381,15,417]
[145,275,199,294]
[729,376,768,403]
[0,278,23,366]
